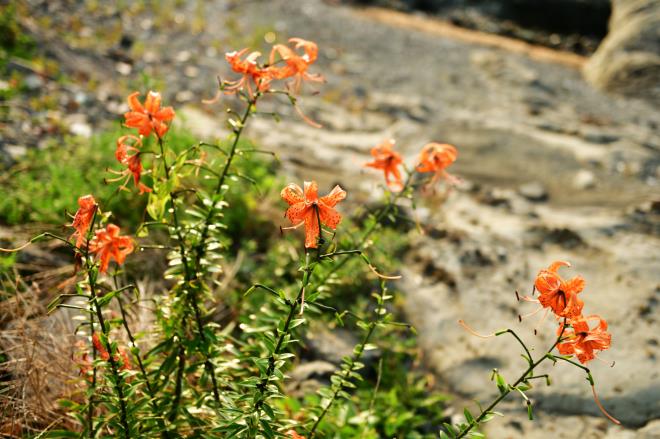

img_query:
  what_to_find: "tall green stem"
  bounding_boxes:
[455,322,567,438]
[308,283,388,436]
[113,277,171,438]
[83,229,131,439]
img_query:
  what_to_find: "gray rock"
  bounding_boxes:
[304,326,359,365]
[573,169,597,189]
[23,74,43,91]
[286,360,337,397]
[518,182,548,202]
[584,0,660,103]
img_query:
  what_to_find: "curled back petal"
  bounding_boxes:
[155,106,176,121]
[318,205,342,229]
[285,202,308,225]
[561,276,585,295]
[144,91,162,114]
[319,184,346,207]
[548,260,571,272]
[127,91,144,113]
[281,183,304,206]
[304,181,319,204]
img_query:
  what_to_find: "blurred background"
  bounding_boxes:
[1,0,658,437]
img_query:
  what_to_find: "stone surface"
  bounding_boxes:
[584,0,660,103]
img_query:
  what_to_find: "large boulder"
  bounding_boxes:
[584,0,660,102]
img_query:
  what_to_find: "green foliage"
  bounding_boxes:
[0,129,147,227]
[0,1,35,65]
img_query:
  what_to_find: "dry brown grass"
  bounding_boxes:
[0,270,83,437]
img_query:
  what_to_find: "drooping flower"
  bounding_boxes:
[269,38,324,94]
[70,195,98,249]
[281,181,346,248]
[364,139,404,192]
[89,224,134,273]
[416,142,459,186]
[123,91,175,138]
[109,135,151,194]
[535,261,585,319]
[556,315,611,364]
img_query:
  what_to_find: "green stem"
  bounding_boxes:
[84,253,131,438]
[455,321,568,438]
[313,172,415,290]
[157,134,221,411]
[308,283,388,436]
[167,95,258,414]
[254,251,314,412]
[113,278,171,438]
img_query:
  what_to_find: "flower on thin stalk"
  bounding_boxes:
[269,38,324,94]
[108,135,151,194]
[416,142,459,186]
[364,139,404,192]
[69,194,97,249]
[534,261,585,319]
[123,91,175,138]
[89,224,134,273]
[557,315,611,364]
[281,181,346,248]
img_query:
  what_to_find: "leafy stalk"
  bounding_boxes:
[113,276,171,438]
[453,320,568,438]
[82,212,131,439]
[308,281,390,436]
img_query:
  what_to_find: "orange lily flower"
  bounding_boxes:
[286,430,305,439]
[89,224,134,273]
[226,49,272,95]
[123,91,175,138]
[109,135,151,194]
[70,195,98,249]
[535,261,585,318]
[364,139,404,192]
[416,142,459,186]
[557,315,611,364]
[281,181,346,248]
[269,38,324,94]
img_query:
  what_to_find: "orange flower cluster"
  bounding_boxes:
[89,224,134,273]
[108,135,151,194]
[281,181,346,248]
[532,261,611,364]
[69,194,98,248]
[220,37,324,97]
[363,139,459,192]
[109,91,176,194]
